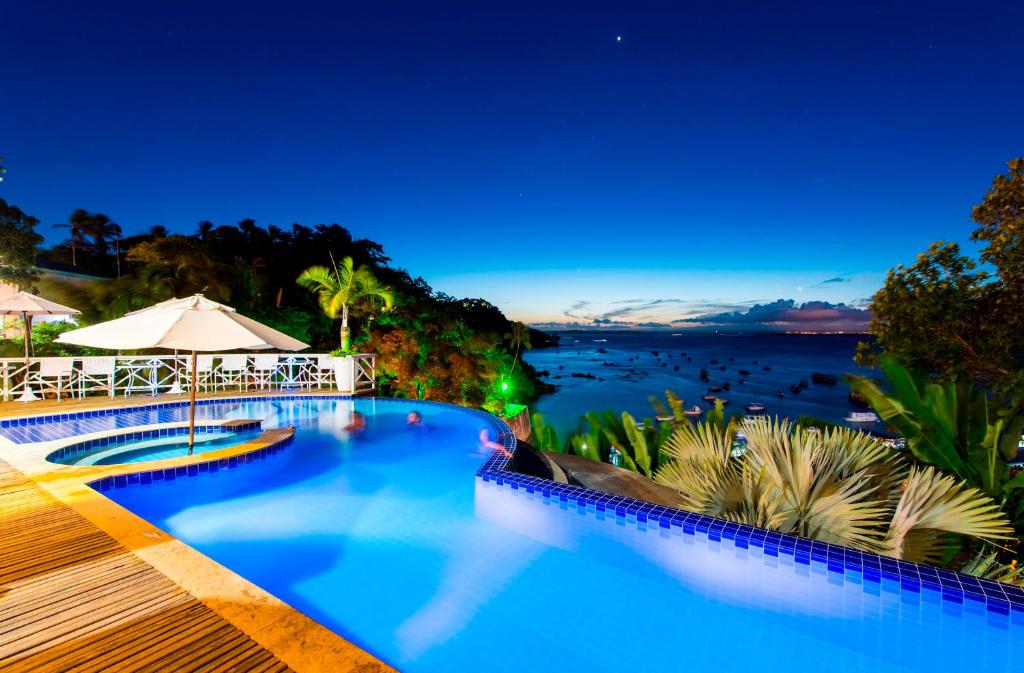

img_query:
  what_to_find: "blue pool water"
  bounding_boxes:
[76,398,1018,671]
[54,430,261,466]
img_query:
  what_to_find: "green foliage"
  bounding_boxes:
[36,217,552,406]
[297,255,395,350]
[0,198,43,288]
[0,321,104,357]
[959,549,1024,587]
[532,405,676,477]
[857,159,1024,393]
[846,356,1023,495]
[655,417,1014,566]
[846,355,1024,529]
[530,412,564,453]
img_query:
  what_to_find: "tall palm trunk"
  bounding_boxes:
[340,304,350,350]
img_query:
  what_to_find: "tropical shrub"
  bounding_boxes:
[845,354,1024,526]
[654,417,1014,567]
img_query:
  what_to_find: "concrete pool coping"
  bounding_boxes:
[0,392,394,673]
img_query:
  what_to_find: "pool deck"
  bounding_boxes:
[0,391,394,672]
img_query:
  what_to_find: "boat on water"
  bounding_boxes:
[812,372,838,385]
[702,394,718,401]
[684,405,704,417]
[790,384,802,394]
[593,339,607,343]
[845,411,880,423]
[707,385,723,393]
[746,402,766,413]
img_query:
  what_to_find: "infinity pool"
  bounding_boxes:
[76,398,1019,671]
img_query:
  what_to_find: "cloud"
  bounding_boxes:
[811,274,853,288]
[676,299,870,331]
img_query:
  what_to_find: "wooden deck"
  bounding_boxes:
[0,458,295,672]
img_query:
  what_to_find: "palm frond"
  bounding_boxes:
[884,465,1014,563]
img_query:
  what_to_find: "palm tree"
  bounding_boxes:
[297,255,395,350]
[504,321,532,372]
[654,417,1013,566]
[78,212,121,258]
[53,209,90,266]
[196,220,214,241]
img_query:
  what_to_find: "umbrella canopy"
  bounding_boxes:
[0,291,81,358]
[56,294,309,452]
[0,291,81,317]
[56,294,307,352]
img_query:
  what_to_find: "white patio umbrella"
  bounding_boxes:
[0,291,81,358]
[57,294,308,452]
[0,291,81,402]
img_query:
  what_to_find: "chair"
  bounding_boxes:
[310,354,334,390]
[28,358,76,401]
[78,357,116,398]
[182,355,216,393]
[250,354,279,389]
[216,354,248,391]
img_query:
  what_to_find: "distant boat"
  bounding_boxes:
[707,385,723,393]
[845,411,880,424]
[684,405,704,417]
[702,394,718,401]
[799,379,809,388]
[790,384,802,394]
[746,402,766,413]
[593,339,607,343]
[812,372,838,385]
[738,369,751,376]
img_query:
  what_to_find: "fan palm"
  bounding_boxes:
[655,417,1013,565]
[296,255,395,350]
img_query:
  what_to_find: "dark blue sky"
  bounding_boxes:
[3,1,1021,327]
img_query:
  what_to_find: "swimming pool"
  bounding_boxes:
[48,428,263,466]
[25,397,1022,671]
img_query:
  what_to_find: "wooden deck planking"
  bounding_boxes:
[0,458,295,673]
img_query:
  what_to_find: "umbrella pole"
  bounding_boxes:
[188,351,197,455]
[17,312,39,403]
[22,312,29,359]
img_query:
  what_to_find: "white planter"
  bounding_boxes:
[332,356,354,392]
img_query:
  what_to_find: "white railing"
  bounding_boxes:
[0,353,376,402]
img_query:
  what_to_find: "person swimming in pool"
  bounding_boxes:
[407,411,423,425]
[479,427,510,456]
[343,411,367,435]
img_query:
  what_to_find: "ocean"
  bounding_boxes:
[523,331,875,436]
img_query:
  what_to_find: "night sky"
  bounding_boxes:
[3,1,1022,328]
